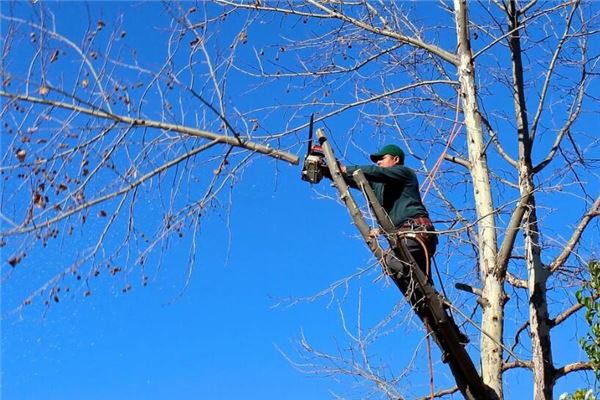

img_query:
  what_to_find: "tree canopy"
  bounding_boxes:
[2,1,599,399]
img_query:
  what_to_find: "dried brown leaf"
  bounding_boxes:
[50,49,59,63]
[16,148,26,162]
[33,192,46,208]
[8,253,24,267]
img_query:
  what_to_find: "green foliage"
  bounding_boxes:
[576,260,600,380]
[559,389,596,400]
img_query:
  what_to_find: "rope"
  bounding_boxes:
[443,299,525,363]
[426,335,435,400]
[397,231,431,281]
[432,256,454,319]
[415,234,431,279]
[396,230,440,399]
[403,232,434,400]
[421,94,462,200]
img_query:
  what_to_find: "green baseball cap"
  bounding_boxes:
[370,144,405,164]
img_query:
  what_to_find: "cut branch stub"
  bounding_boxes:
[315,128,385,261]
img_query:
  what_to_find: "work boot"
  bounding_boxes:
[440,302,470,345]
[457,330,470,345]
[440,333,468,364]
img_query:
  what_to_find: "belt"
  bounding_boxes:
[401,216,433,228]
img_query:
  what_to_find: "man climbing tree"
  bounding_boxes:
[326,144,438,282]
[321,141,469,340]
[353,145,436,279]
[313,134,484,399]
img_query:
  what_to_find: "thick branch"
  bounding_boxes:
[218,0,459,66]
[454,1,503,395]
[551,293,599,328]
[503,360,533,371]
[443,154,472,169]
[550,193,600,273]
[305,0,459,65]
[506,272,527,289]
[0,91,299,165]
[496,190,533,273]
[554,362,593,381]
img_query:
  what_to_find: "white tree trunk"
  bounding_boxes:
[454,1,504,397]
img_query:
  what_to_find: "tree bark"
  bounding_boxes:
[314,129,385,261]
[506,2,554,398]
[453,1,504,397]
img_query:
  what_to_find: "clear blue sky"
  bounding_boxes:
[1,1,598,399]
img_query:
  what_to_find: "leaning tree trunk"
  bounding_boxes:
[315,129,492,400]
[454,1,504,398]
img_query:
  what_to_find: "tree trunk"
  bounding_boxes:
[524,196,554,400]
[453,1,504,397]
[507,2,555,398]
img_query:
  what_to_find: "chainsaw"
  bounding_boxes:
[301,114,326,184]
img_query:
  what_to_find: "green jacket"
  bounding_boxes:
[344,164,429,228]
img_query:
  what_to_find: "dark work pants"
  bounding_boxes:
[383,236,468,348]
[383,237,433,316]
[385,237,434,284]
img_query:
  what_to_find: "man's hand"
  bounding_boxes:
[339,164,347,173]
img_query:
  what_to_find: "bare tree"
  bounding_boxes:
[1,2,299,308]
[2,1,599,399]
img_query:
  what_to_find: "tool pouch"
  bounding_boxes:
[396,217,438,255]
